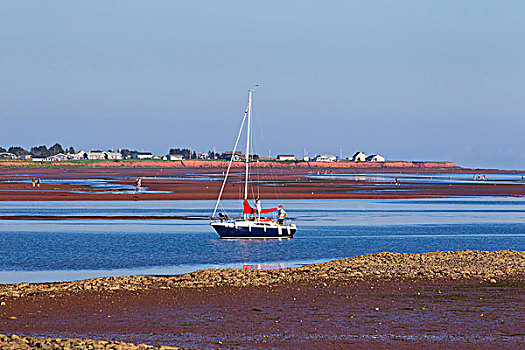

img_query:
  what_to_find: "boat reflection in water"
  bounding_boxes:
[243,263,285,270]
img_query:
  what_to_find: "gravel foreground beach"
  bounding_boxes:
[1,250,524,349]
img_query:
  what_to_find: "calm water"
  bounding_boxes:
[308,172,525,185]
[0,198,524,283]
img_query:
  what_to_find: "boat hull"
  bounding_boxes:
[211,221,296,239]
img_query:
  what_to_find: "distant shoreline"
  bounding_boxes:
[1,159,459,169]
[1,159,523,173]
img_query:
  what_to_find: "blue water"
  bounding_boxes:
[309,172,525,185]
[0,198,524,283]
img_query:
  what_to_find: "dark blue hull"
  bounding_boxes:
[211,223,296,239]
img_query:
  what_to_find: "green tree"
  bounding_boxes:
[68,146,75,154]
[120,149,139,158]
[0,147,6,153]
[48,143,64,156]
[8,146,29,156]
[169,148,192,159]
[30,145,49,157]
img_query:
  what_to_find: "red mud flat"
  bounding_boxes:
[0,250,523,349]
[0,165,523,202]
[2,280,524,349]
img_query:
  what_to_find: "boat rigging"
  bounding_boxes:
[210,88,297,239]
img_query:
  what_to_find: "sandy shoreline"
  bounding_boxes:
[1,250,523,349]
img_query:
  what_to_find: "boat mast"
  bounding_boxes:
[243,89,253,219]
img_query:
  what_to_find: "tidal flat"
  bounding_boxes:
[0,250,523,349]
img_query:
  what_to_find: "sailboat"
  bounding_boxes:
[210,88,297,239]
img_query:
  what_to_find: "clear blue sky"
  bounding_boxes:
[1,1,523,169]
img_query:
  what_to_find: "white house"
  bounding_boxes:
[79,151,124,160]
[276,154,296,161]
[351,152,366,162]
[366,154,385,162]
[314,154,337,162]
[134,152,153,160]
[105,152,123,160]
[224,151,243,161]
[46,153,69,161]
[168,154,184,161]
[71,151,88,160]
[87,151,107,160]
[0,152,16,160]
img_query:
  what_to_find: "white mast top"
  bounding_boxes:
[244,89,253,202]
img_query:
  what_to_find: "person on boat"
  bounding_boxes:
[254,196,261,220]
[277,205,287,225]
[218,212,229,222]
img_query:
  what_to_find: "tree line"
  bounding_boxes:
[0,144,74,157]
[0,144,260,160]
[168,148,259,160]
[0,144,141,158]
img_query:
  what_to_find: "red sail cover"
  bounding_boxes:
[243,199,253,214]
[261,207,278,214]
[243,199,278,214]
